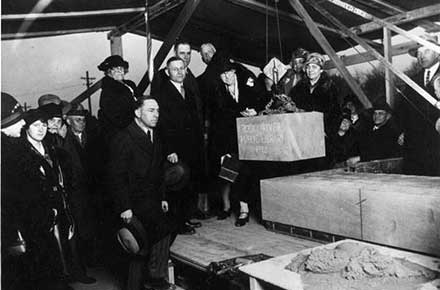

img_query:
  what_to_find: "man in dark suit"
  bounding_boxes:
[156,56,203,234]
[398,34,440,176]
[151,41,208,220]
[108,96,175,290]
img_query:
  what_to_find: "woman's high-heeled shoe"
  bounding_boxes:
[235,212,249,227]
[217,209,232,220]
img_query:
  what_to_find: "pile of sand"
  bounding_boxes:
[286,242,437,280]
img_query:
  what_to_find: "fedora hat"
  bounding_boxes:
[1,92,24,128]
[117,216,149,255]
[408,34,439,57]
[164,161,191,192]
[98,55,129,72]
[67,103,88,116]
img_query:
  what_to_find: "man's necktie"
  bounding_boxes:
[180,84,185,99]
[147,130,153,143]
[425,70,431,86]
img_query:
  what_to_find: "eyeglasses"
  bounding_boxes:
[111,66,125,73]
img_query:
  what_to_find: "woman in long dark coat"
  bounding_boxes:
[208,60,267,227]
[17,109,91,289]
[97,55,137,146]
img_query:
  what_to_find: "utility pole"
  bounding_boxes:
[80,71,96,114]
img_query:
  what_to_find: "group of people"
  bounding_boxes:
[2,33,440,290]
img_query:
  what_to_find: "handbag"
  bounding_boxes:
[218,154,241,183]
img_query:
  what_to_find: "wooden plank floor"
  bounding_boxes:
[170,216,322,270]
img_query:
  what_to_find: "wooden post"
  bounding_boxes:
[136,0,201,96]
[288,0,372,109]
[383,27,395,108]
[109,35,123,56]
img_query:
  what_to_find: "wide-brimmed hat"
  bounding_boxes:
[98,55,129,71]
[304,52,325,68]
[408,34,439,57]
[117,216,148,255]
[67,103,87,116]
[164,161,191,192]
[1,92,24,128]
[39,103,62,119]
[24,108,48,126]
[218,59,235,74]
[38,94,71,115]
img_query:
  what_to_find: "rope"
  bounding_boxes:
[274,0,283,60]
[265,0,269,64]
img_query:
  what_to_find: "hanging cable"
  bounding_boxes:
[274,0,283,61]
[309,2,434,126]
[265,0,269,64]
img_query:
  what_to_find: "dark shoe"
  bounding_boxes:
[235,212,249,227]
[217,209,231,220]
[186,220,202,228]
[178,224,196,235]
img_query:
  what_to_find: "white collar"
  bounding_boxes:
[27,136,45,155]
[170,80,184,92]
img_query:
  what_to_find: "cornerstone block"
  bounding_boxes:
[236,112,325,161]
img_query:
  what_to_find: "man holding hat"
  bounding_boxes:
[108,96,176,290]
[398,33,440,176]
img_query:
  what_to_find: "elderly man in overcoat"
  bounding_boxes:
[108,96,176,290]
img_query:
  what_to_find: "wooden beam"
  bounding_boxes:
[1,7,144,20]
[324,40,419,69]
[350,3,440,35]
[288,0,371,109]
[367,0,440,33]
[71,79,102,105]
[1,26,115,40]
[307,0,440,111]
[228,0,346,37]
[136,0,201,96]
[107,0,185,38]
[327,0,440,55]
[383,27,395,108]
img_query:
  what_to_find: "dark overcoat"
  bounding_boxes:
[359,121,401,162]
[156,79,203,167]
[289,72,341,135]
[98,76,137,145]
[62,129,94,240]
[108,122,174,244]
[396,67,440,176]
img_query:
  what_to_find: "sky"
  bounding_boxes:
[1,26,436,115]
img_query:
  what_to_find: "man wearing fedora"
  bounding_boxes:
[63,104,98,272]
[398,33,440,176]
[359,100,402,162]
[108,96,176,290]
